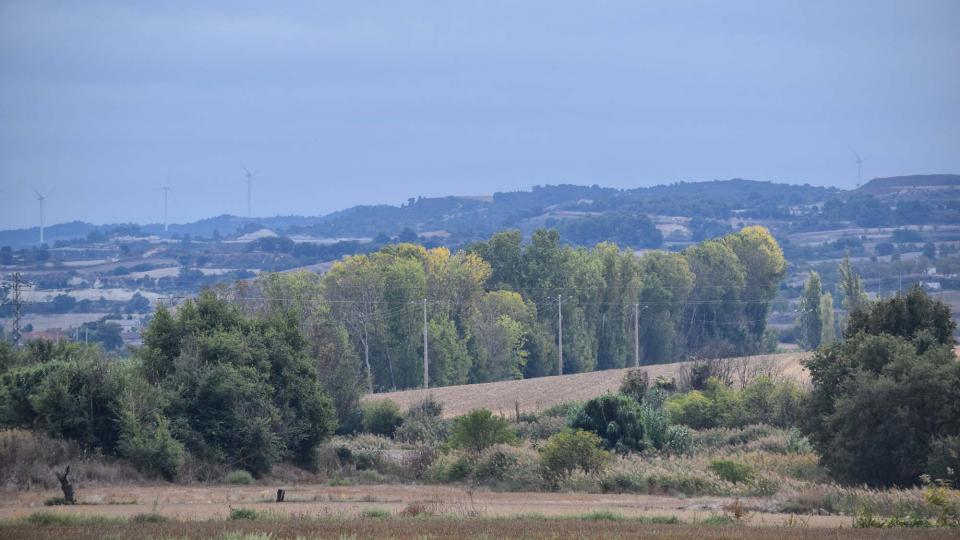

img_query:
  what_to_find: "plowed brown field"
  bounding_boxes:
[366,352,810,418]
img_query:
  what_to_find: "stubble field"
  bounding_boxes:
[367,352,811,418]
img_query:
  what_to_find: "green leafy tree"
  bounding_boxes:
[820,292,836,346]
[449,409,517,453]
[117,408,184,481]
[802,290,959,487]
[636,251,694,363]
[682,239,746,355]
[838,254,868,313]
[468,291,534,382]
[846,285,955,345]
[720,226,787,345]
[29,357,128,453]
[251,272,365,424]
[427,315,473,386]
[138,292,336,475]
[467,229,523,290]
[796,272,823,350]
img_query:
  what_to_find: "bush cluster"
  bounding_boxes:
[665,376,802,430]
[0,293,337,480]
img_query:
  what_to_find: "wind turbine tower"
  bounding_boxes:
[242,167,253,218]
[34,190,46,244]
[159,186,171,232]
[853,151,869,188]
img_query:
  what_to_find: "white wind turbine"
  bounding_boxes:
[242,166,253,218]
[157,186,171,232]
[34,189,47,244]
[853,151,870,188]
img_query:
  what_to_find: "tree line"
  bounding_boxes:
[231,226,786,393]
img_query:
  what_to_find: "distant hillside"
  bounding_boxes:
[861,174,960,189]
[292,179,838,246]
[856,174,960,202]
[0,214,330,248]
[4,176,958,249]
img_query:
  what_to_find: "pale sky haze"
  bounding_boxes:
[0,0,958,229]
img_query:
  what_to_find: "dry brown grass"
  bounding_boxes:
[367,352,810,418]
[0,430,145,490]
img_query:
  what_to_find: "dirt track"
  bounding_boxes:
[0,483,852,528]
[367,352,810,418]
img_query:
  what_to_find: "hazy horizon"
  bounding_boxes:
[2,1,959,229]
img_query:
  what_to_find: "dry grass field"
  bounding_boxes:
[1,483,954,538]
[0,483,833,525]
[367,352,811,418]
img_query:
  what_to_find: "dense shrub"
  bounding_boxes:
[662,425,694,456]
[619,369,649,403]
[692,425,774,451]
[708,459,754,484]
[1,293,339,480]
[512,414,567,441]
[361,400,403,438]
[925,436,960,489]
[226,470,254,485]
[27,357,128,453]
[116,410,183,481]
[665,390,714,430]
[572,394,645,452]
[449,409,516,453]
[424,452,475,483]
[802,289,959,487]
[394,397,447,445]
[539,429,611,483]
[141,294,338,475]
[474,444,542,488]
[666,377,804,430]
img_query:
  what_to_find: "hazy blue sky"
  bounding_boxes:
[1,1,958,229]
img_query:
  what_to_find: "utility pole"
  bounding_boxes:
[557,294,563,376]
[422,298,429,389]
[633,303,640,368]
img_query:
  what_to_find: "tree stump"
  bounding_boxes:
[55,466,75,504]
[275,489,286,503]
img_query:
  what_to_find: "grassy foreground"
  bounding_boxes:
[2,512,958,540]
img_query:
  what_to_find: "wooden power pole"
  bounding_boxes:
[634,303,640,367]
[557,294,563,375]
[423,298,429,389]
